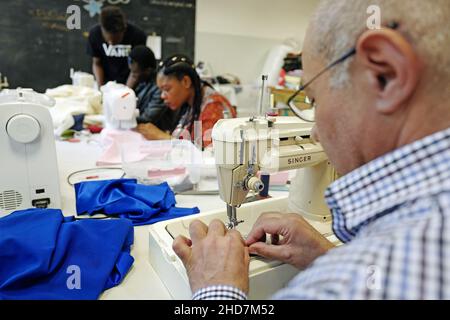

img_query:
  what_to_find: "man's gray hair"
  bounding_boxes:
[311,0,450,90]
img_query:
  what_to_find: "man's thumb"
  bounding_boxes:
[248,242,288,262]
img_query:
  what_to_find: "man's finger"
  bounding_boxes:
[248,242,290,263]
[208,219,226,236]
[244,225,267,246]
[172,235,192,265]
[245,217,285,246]
[189,219,208,243]
[245,214,280,245]
[243,246,250,266]
[227,229,245,245]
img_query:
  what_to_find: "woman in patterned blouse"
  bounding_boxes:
[136,54,236,148]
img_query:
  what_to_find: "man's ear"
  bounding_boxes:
[356,29,422,114]
[181,75,192,89]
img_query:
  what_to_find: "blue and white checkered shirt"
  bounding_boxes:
[193,127,450,300]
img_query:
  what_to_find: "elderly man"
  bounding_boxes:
[173,0,450,300]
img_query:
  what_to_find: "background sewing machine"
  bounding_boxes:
[0,88,61,217]
[148,116,340,299]
[101,82,138,130]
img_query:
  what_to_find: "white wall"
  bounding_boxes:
[195,0,319,84]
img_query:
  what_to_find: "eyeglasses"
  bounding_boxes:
[287,22,399,122]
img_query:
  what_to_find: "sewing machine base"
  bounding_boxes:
[148,196,338,299]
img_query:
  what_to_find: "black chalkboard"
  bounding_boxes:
[0,0,196,93]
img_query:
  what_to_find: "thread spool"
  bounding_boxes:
[259,173,270,197]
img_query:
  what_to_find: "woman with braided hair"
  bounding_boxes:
[136,54,236,148]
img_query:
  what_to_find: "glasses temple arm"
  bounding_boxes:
[287,47,357,105]
[287,21,399,106]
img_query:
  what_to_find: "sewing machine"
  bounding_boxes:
[212,116,337,228]
[101,82,138,130]
[70,68,95,89]
[0,89,61,217]
[148,116,339,299]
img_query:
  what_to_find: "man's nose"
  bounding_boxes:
[311,125,320,143]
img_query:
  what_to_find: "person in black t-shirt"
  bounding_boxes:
[128,45,181,132]
[86,6,146,89]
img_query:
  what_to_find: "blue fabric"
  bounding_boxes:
[75,179,200,226]
[0,209,134,300]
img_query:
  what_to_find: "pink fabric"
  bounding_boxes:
[147,167,186,178]
[96,129,146,166]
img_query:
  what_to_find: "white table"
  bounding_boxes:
[56,138,287,299]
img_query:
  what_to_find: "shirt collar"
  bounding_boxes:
[325,126,450,243]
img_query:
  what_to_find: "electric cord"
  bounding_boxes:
[67,167,126,186]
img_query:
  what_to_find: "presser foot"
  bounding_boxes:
[226,204,244,229]
[226,219,244,230]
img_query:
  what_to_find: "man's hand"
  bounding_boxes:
[172,219,250,294]
[136,123,171,140]
[246,212,334,270]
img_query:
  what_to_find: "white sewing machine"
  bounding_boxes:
[70,68,95,89]
[148,116,339,299]
[0,89,61,217]
[101,82,138,130]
